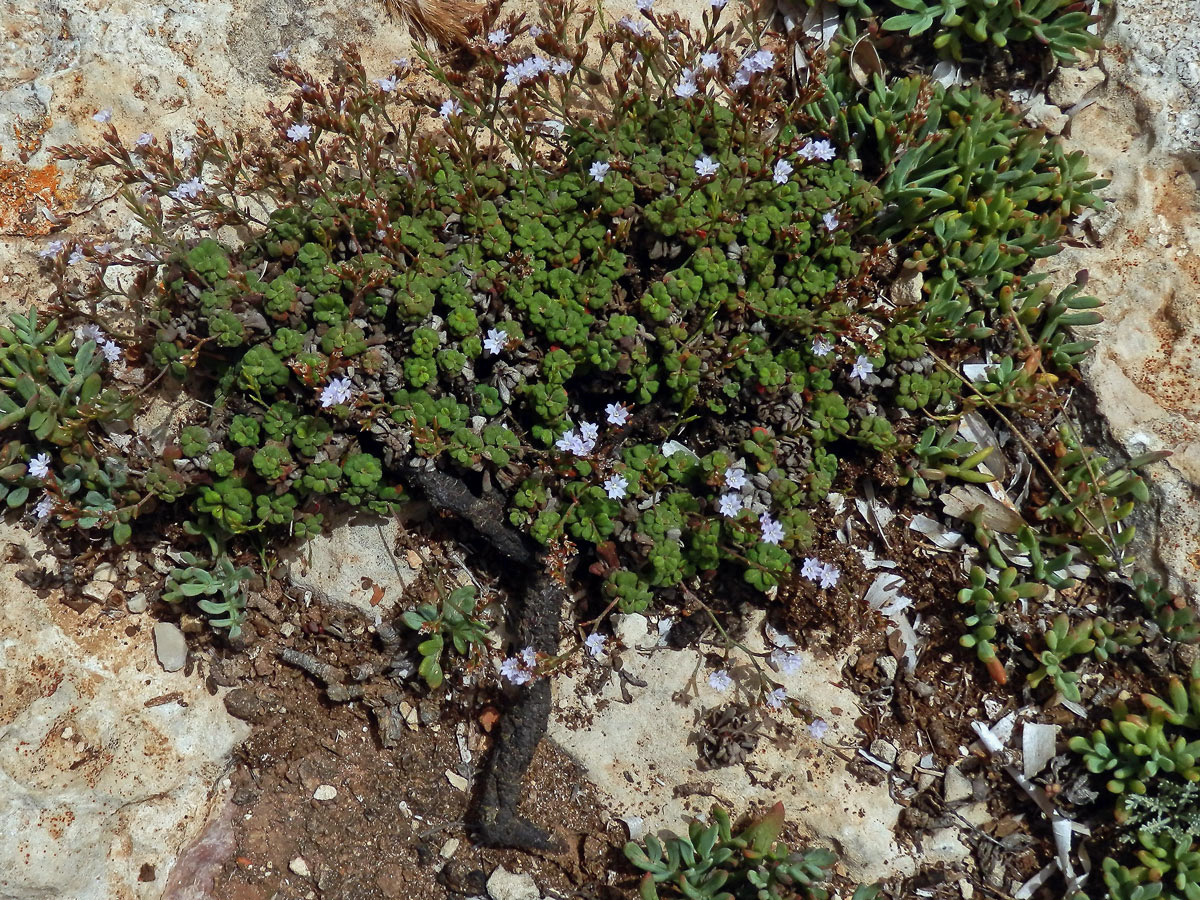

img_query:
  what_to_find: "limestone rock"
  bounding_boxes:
[0,524,249,900]
[548,609,955,883]
[1045,1,1200,602]
[1103,0,1200,155]
[1048,65,1107,108]
[281,515,420,618]
[1023,98,1069,135]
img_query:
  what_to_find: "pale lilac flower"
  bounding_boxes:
[38,240,65,259]
[500,657,532,685]
[819,563,841,589]
[584,632,607,659]
[708,669,734,692]
[849,354,874,381]
[33,494,54,520]
[135,132,154,147]
[93,108,111,124]
[520,646,538,668]
[822,210,839,230]
[700,51,720,70]
[286,123,312,142]
[637,0,654,10]
[551,57,573,76]
[724,466,747,490]
[578,421,599,444]
[555,430,583,454]
[75,323,104,344]
[800,138,836,161]
[67,246,85,266]
[98,339,122,364]
[747,49,774,72]
[392,58,410,68]
[603,474,629,500]
[808,718,829,739]
[711,0,728,8]
[169,178,205,201]
[765,687,788,709]
[694,155,719,177]
[718,492,743,518]
[529,24,543,37]
[605,403,629,426]
[801,557,823,581]
[273,47,291,62]
[619,16,647,36]
[731,68,751,89]
[811,337,833,357]
[483,327,507,355]
[376,75,399,92]
[28,453,51,480]
[440,98,462,119]
[319,375,354,408]
[760,513,785,545]
[674,78,698,98]
[589,160,611,182]
[773,158,794,185]
[505,55,550,85]
[556,427,595,456]
[771,649,804,676]
[487,28,510,45]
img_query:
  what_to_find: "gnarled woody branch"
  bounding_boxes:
[404,464,565,851]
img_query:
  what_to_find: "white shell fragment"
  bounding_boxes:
[1022,723,1059,779]
[941,485,1026,534]
[908,514,964,550]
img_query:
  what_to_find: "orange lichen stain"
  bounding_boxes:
[0,157,78,237]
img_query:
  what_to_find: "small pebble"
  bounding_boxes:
[439,838,460,859]
[152,622,187,672]
[869,739,898,766]
[486,865,540,900]
[289,857,311,878]
[613,613,648,647]
[445,769,469,792]
[126,592,148,614]
[312,784,337,801]
[943,763,973,805]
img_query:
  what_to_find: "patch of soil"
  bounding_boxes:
[207,615,627,900]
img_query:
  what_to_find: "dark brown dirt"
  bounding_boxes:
[206,608,628,900]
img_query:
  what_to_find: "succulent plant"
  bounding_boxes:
[163,549,252,638]
[1028,613,1096,702]
[400,583,489,689]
